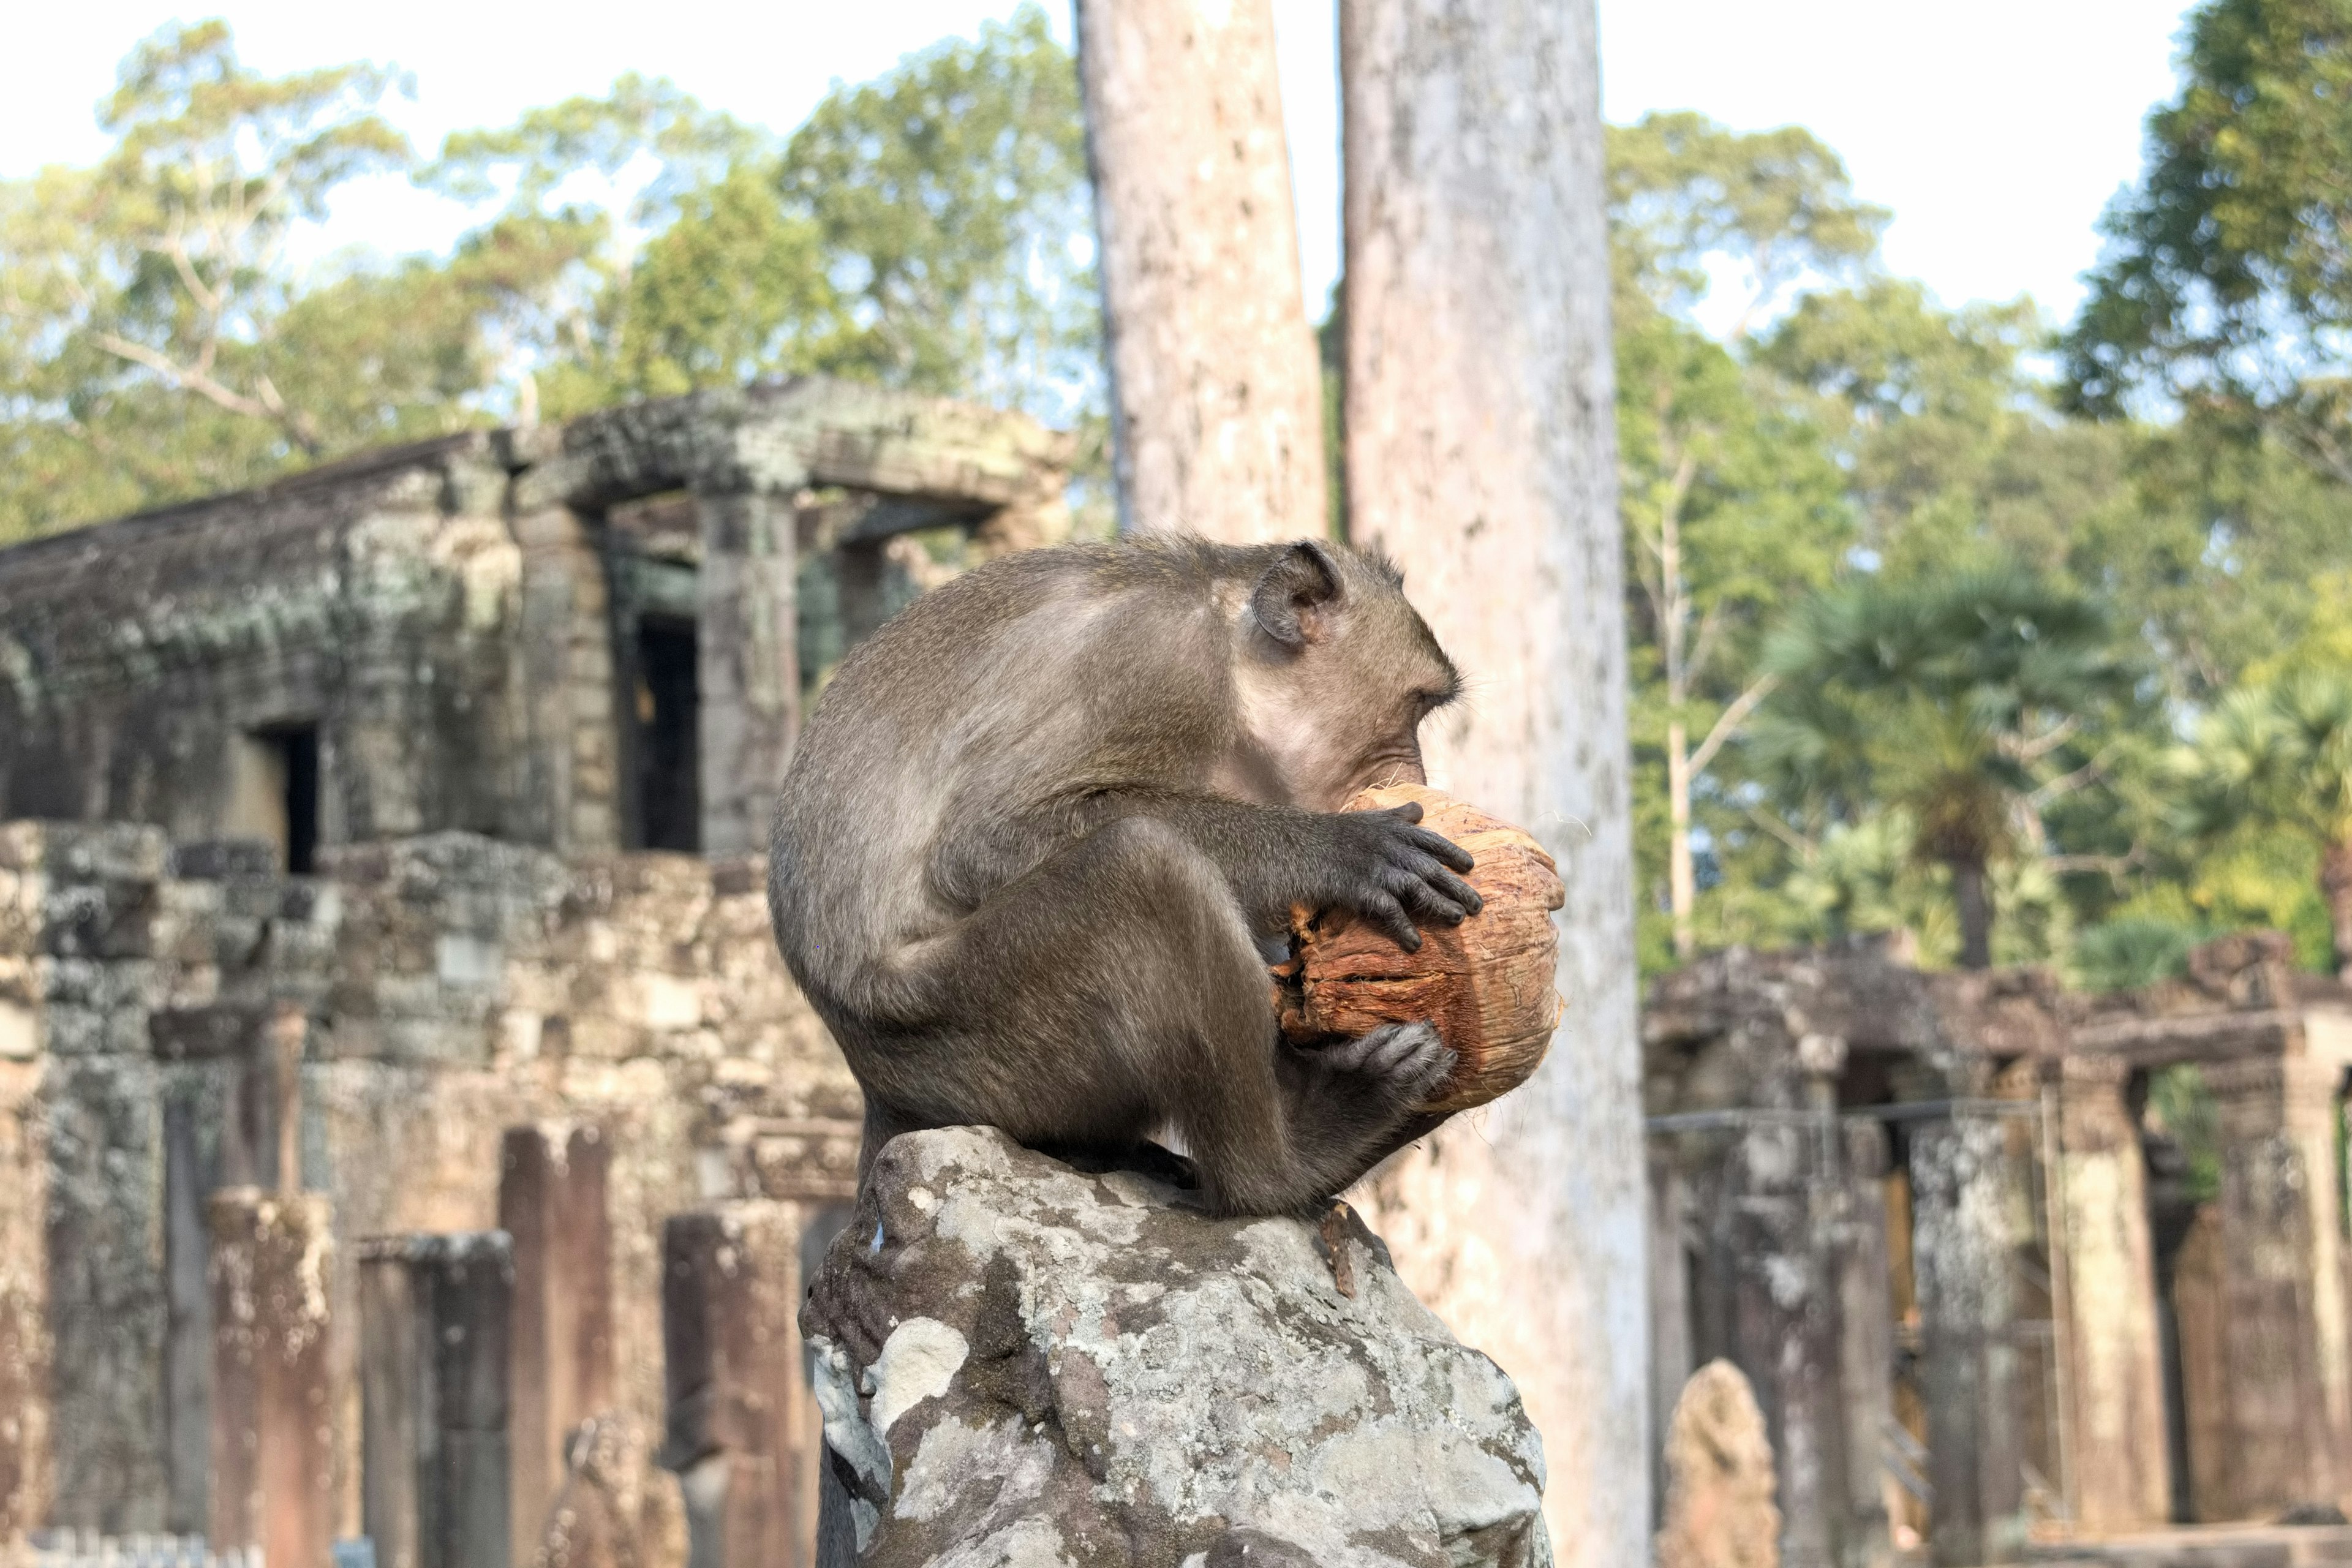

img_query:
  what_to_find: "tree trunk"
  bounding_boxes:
[1952,856,1994,970]
[1075,0,1328,543]
[2323,839,2352,981]
[1340,2,1646,1561]
[1668,717,1697,960]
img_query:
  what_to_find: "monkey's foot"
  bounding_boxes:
[1036,1138,1200,1193]
[1320,1021,1456,1106]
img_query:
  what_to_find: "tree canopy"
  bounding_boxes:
[10,0,2352,993]
[0,6,1098,544]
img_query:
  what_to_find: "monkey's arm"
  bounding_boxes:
[956,790,1482,952]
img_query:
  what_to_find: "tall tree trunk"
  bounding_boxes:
[2323,839,2352,981]
[1340,2,1646,1560]
[1952,855,1994,970]
[1668,717,1697,959]
[1075,0,1328,543]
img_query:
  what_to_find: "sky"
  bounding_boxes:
[0,0,2201,330]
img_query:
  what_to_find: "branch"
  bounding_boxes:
[1686,674,1779,777]
[88,331,323,454]
[2040,848,2145,890]
[1684,601,1727,696]
[2003,715,2081,763]
[2029,753,2108,807]
[1745,803,1816,861]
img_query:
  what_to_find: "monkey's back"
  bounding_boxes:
[767,539,1261,1022]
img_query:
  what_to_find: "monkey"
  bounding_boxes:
[767,534,1482,1219]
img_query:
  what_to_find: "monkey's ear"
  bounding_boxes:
[1250,540,1345,649]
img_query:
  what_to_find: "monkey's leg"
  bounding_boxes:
[875,816,1449,1216]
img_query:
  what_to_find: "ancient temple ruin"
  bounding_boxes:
[0,378,1071,1566]
[1646,933,2352,1566]
[10,370,2352,1568]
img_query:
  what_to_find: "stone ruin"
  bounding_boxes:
[13,368,2347,1568]
[0,378,1073,1567]
[1645,933,2352,1567]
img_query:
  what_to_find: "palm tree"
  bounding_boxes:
[2180,666,2352,978]
[1758,564,2136,968]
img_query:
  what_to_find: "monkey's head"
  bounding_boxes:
[1235,539,1461,810]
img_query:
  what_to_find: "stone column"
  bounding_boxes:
[360,1233,514,1568]
[208,1189,336,1568]
[1838,1121,1899,1564]
[694,488,801,858]
[500,1126,614,1565]
[1909,1108,2027,1566]
[2198,1055,2352,1517]
[659,1204,818,1568]
[514,505,620,855]
[1723,1116,1854,1568]
[2048,1056,2170,1531]
[0,1055,47,1547]
[1645,1149,1692,1522]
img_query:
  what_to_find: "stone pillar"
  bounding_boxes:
[514,505,620,854]
[209,1189,336,1568]
[694,488,801,857]
[0,1055,47,1547]
[2048,1057,2169,1531]
[1837,1122,1899,1565]
[1909,1108,2027,1566]
[500,1126,614,1564]
[1646,1149,1693,1521]
[360,1234,514,1568]
[2196,1055,2352,1517]
[658,1204,818,1568]
[1723,1116,1853,1568]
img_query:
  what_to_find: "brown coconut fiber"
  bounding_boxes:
[1270,782,1566,1115]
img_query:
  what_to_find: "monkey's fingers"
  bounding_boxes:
[1359,891,1422,951]
[1392,865,1480,924]
[1398,824,1476,873]
[1379,802,1426,826]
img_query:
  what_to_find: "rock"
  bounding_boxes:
[533,1412,646,1568]
[1273,784,1564,1115]
[1654,1361,1779,1568]
[799,1126,1549,1567]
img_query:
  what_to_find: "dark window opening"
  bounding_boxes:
[635,617,700,852]
[278,726,319,874]
[241,723,320,873]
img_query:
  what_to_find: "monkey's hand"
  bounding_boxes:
[1312,802,1482,951]
[1314,1020,1457,1104]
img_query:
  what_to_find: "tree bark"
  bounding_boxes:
[2323,839,2352,981]
[1952,855,1994,970]
[1340,2,1646,1560]
[1667,717,1697,958]
[1075,0,1329,543]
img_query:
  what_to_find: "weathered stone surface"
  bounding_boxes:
[800,1126,1548,1568]
[535,1414,648,1568]
[208,1190,336,1568]
[1655,1360,1778,1568]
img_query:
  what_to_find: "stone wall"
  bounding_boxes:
[0,819,858,1544]
[0,380,1074,867]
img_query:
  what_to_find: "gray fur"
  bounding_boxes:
[768,536,1480,1218]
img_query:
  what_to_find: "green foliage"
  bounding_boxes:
[2065,0,2352,485]
[2071,915,2211,992]
[1753,565,2143,965]
[2147,1065,2224,1203]
[0,8,1095,541]
[0,20,433,538]
[1607,111,1885,328]
[774,6,1096,417]
[2176,664,2352,968]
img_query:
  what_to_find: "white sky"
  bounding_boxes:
[1,0,2199,329]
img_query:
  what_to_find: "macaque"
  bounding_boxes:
[769,537,1477,1217]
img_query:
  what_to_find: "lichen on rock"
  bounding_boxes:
[800,1126,1550,1568]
